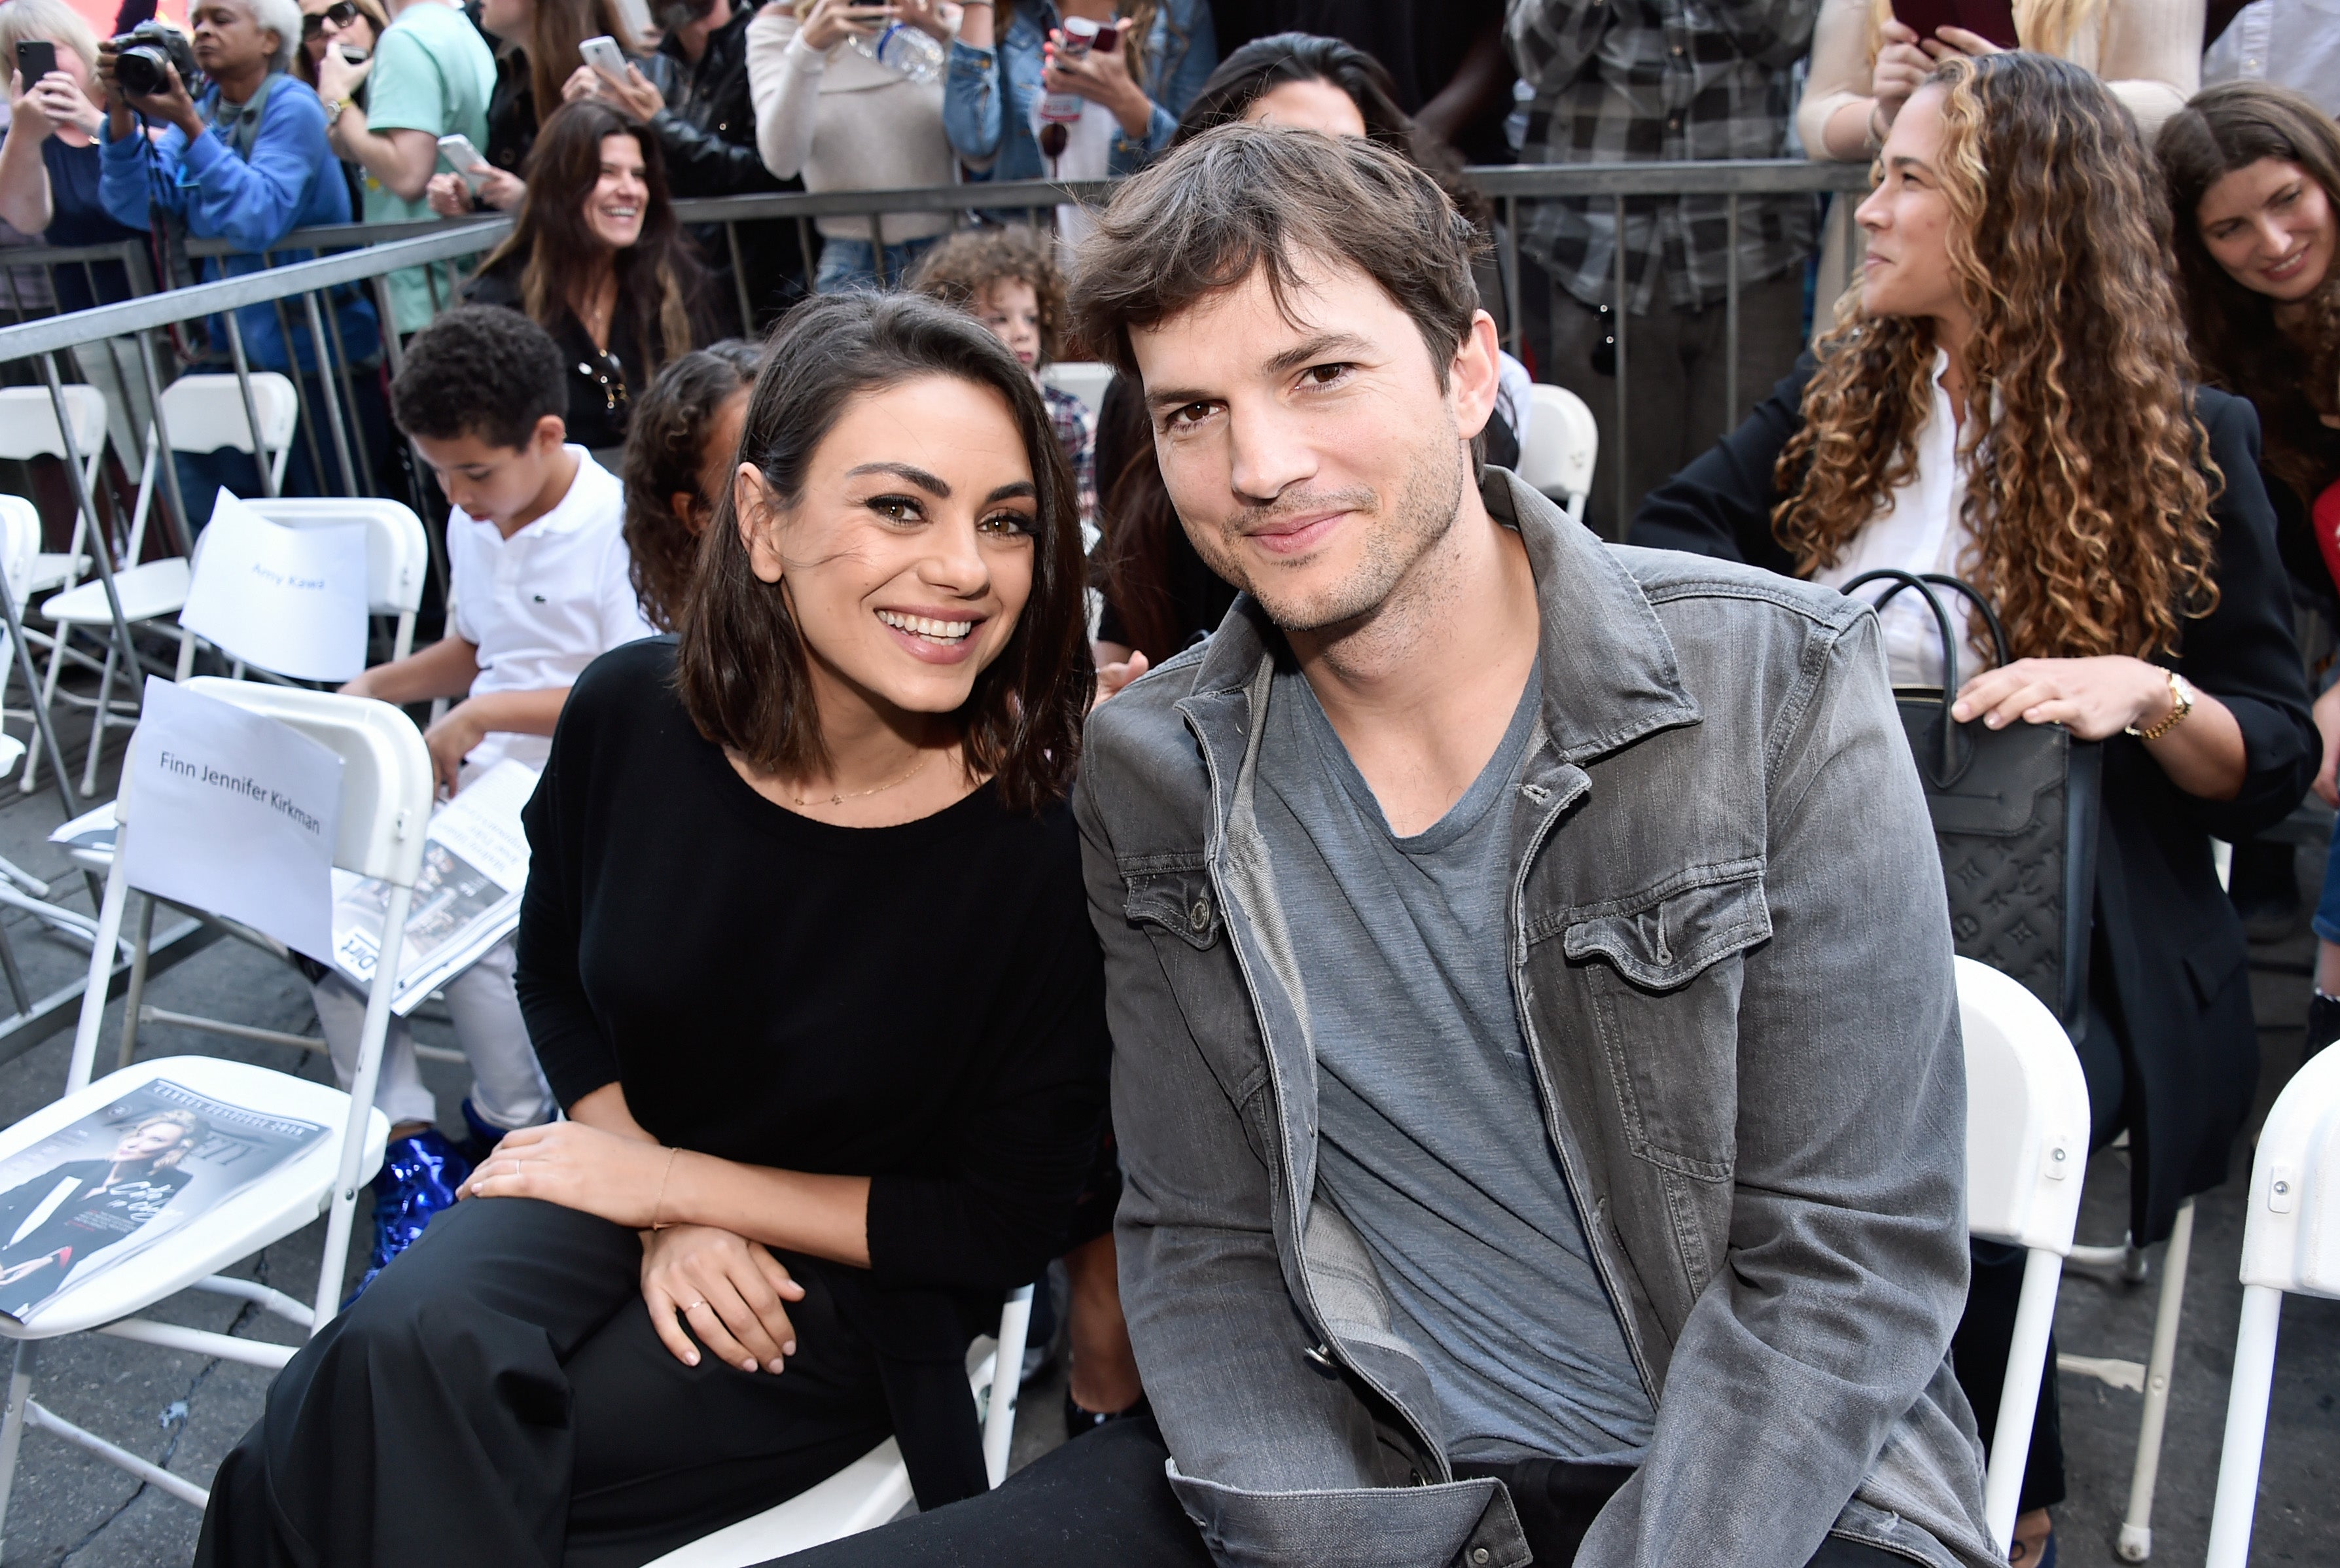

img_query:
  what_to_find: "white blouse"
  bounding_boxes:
[1811,351,1983,688]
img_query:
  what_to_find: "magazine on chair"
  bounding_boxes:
[326,758,538,1016]
[0,1078,327,1326]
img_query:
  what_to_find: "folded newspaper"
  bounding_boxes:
[329,759,538,1015]
[0,1077,325,1326]
[51,760,539,1014]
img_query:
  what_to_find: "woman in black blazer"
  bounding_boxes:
[1632,54,2315,1567]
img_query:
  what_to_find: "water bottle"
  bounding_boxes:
[850,20,945,84]
[1036,14,1100,127]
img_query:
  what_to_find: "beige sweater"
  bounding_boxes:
[745,7,959,243]
[1796,0,2203,159]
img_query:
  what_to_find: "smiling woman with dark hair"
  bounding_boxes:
[463,99,713,455]
[197,291,1109,1568]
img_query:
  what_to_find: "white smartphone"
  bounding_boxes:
[437,133,489,190]
[610,0,654,45]
[578,34,627,79]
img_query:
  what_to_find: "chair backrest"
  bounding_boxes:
[1039,361,1114,421]
[0,495,41,613]
[0,383,109,465]
[1517,384,1597,510]
[1957,957,2092,1255]
[156,372,300,457]
[2237,1042,2340,1300]
[241,499,430,616]
[118,679,433,887]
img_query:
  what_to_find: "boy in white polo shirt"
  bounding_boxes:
[319,306,654,1291]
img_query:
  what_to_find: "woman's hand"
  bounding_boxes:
[8,70,52,143]
[2311,682,2340,808]
[459,1119,681,1226]
[800,0,891,51]
[431,163,523,213]
[1922,25,2006,62]
[895,0,953,41]
[563,60,663,120]
[640,1223,806,1374]
[1951,655,2174,742]
[1870,18,1930,134]
[316,48,371,109]
[1093,647,1148,708]
[1042,29,1152,138]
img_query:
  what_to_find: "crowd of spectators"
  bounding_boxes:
[0,4,2333,1567]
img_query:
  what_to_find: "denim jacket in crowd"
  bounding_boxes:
[1074,470,2002,1568]
[98,73,380,374]
[943,0,1215,183]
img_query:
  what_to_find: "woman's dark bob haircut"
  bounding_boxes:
[675,293,1092,813]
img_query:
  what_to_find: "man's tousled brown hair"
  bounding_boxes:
[674,293,1091,813]
[1777,52,2220,662]
[1068,124,1486,385]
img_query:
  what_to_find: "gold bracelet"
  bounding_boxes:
[2127,669,2195,742]
[650,1147,680,1230]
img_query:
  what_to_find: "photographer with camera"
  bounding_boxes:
[96,0,393,509]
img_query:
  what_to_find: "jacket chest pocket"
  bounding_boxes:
[1558,866,1770,1182]
[1122,860,1273,1148]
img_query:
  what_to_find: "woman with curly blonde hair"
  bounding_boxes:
[1635,50,2316,1565]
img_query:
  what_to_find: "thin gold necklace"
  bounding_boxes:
[787,748,935,810]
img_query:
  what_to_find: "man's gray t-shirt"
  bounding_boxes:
[1253,658,1656,1463]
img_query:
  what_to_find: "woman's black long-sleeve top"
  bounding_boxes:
[1632,354,2318,1244]
[512,638,1111,1294]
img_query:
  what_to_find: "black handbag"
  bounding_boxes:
[1845,570,2104,1033]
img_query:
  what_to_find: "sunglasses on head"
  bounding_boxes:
[301,3,364,37]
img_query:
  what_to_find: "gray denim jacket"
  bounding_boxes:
[1072,472,2004,1568]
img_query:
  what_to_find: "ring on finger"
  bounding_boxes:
[684,1299,708,1313]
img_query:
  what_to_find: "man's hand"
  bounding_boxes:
[639,1223,806,1374]
[316,48,371,111]
[422,700,485,796]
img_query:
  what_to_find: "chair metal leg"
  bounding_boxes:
[116,895,154,1071]
[1985,1247,2063,1551]
[64,837,133,1096]
[17,630,67,794]
[2205,1283,2283,1568]
[982,1283,1035,1489]
[311,882,411,1332]
[2118,1198,2195,1561]
[79,639,116,797]
[0,1339,39,1556]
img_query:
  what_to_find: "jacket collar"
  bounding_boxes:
[1189,467,1701,766]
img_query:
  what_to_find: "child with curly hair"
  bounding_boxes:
[912,226,1098,538]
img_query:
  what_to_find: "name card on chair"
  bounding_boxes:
[179,491,368,683]
[118,677,342,961]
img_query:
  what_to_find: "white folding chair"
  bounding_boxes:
[1038,361,1113,422]
[2203,1042,2340,1568]
[1516,383,1597,526]
[24,374,301,795]
[173,497,431,681]
[1955,956,2093,1554]
[0,680,431,1539]
[643,1285,1036,1567]
[0,383,105,599]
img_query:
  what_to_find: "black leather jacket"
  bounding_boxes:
[652,5,779,198]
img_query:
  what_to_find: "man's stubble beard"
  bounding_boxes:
[1194,414,1468,636]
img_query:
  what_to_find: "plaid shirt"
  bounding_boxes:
[1043,383,1099,541]
[1505,0,1820,315]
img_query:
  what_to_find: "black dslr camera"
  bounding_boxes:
[110,20,197,99]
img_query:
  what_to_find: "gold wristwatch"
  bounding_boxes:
[2127,669,2195,741]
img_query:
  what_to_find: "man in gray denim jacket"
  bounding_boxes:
[773,126,1999,1568]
